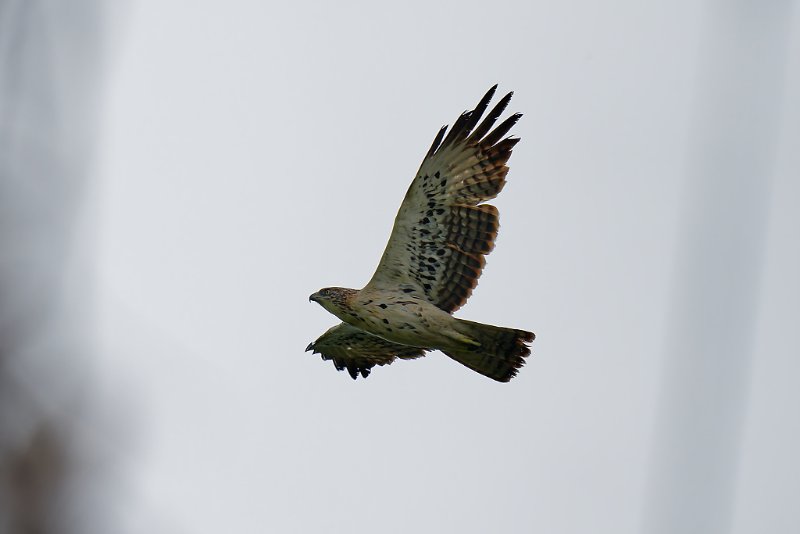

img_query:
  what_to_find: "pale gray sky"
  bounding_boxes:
[3,1,798,533]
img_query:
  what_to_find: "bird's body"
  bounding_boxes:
[307,86,534,382]
[313,287,474,350]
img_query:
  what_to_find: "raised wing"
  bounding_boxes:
[365,85,521,313]
[305,323,427,379]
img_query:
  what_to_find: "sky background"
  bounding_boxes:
[2,1,798,533]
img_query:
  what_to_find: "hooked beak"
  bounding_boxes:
[309,292,321,303]
[305,342,314,352]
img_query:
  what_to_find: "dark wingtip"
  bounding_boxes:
[426,124,448,158]
[480,85,499,108]
[466,90,514,144]
[482,112,523,147]
[347,366,359,380]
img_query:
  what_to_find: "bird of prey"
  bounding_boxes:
[307,85,534,382]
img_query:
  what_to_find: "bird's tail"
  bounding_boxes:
[442,319,535,382]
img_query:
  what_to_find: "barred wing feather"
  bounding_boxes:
[365,85,522,313]
[306,323,426,379]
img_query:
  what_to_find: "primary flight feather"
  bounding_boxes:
[307,85,534,382]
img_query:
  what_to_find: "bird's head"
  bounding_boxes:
[309,287,357,316]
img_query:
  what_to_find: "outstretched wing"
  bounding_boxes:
[365,85,521,313]
[305,323,427,379]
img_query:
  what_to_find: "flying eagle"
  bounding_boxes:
[307,85,534,382]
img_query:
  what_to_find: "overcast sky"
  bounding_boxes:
[61,1,800,532]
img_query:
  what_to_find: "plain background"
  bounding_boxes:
[2,1,798,533]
